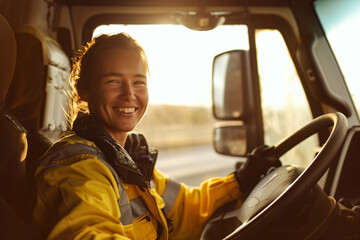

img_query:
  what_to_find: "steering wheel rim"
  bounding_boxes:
[224,112,348,240]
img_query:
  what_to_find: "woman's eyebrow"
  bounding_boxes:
[102,72,122,78]
[134,74,147,79]
[102,72,147,78]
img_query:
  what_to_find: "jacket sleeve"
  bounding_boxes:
[153,168,243,240]
[32,156,132,240]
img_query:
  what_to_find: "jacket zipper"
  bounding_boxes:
[140,215,151,222]
[142,188,168,240]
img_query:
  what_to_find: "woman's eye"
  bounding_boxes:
[106,79,119,84]
[134,80,147,86]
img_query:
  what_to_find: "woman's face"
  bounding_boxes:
[85,48,149,143]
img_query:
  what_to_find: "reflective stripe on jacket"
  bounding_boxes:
[32,134,242,240]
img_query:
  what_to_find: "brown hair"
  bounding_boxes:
[67,33,149,129]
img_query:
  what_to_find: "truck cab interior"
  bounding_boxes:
[0,0,360,239]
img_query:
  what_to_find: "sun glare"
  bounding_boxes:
[93,24,248,106]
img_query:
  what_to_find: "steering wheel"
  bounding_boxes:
[201,112,348,240]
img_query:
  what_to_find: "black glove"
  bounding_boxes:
[124,133,158,182]
[235,145,281,193]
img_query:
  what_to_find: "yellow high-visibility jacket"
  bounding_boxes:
[32,134,243,240]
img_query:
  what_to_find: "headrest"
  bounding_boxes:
[6,25,70,142]
[0,15,16,109]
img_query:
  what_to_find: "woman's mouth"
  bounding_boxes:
[117,107,136,114]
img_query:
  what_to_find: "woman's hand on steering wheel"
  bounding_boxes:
[235,145,282,194]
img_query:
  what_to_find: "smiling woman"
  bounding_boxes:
[31,33,250,240]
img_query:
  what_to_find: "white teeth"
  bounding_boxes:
[118,107,135,113]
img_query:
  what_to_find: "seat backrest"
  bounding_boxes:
[6,25,71,186]
[0,14,37,239]
[0,14,27,215]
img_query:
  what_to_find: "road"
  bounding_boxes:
[155,145,243,187]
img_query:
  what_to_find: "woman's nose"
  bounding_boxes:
[120,82,135,100]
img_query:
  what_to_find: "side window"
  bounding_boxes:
[314,0,360,118]
[255,29,318,167]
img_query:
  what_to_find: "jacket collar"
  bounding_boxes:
[72,113,149,189]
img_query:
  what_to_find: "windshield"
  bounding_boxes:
[314,0,360,117]
[93,24,248,185]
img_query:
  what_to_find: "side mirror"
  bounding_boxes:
[213,124,247,156]
[212,50,263,157]
[212,50,250,120]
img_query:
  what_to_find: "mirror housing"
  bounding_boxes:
[173,6,225,31]
[175,13,225,31]
[212,50,263,157]
[176,14,225,31]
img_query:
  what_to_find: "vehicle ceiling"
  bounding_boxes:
[52,0,299,47]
